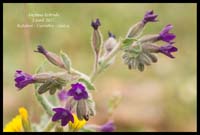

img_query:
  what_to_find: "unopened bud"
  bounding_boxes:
[99,32,118,66]
[35,45,65,69]
[126,21,145,38]
[138,34,159,44]
[33,73,52,83]
[142,43,160,53]
[91,18,103,59]
[104,32,118,55]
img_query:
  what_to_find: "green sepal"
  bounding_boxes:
[60,51,72,72]
[121,38,137,49]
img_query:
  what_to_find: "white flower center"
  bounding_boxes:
[76,88,82,94]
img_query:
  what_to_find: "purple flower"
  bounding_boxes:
[158,24,176,43]
[67,83,88,100]
[159,43,178,58]
[58,89,68,101]
[100,120,116,132]
[52,107,74,126]
[143,10,158,24]
[91,18,101,30]
[14,70,35,89]
[108,31,116,38]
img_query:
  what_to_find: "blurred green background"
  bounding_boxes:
[3,3,196,132]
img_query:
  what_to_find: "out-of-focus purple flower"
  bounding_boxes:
[52,107,74,126]
[108,31,116,38]
[67,83,88,100]
[143,10,158,24]
[91,18,101,30]
[158,24,176,43]
[58,89,68,101]
[100,120,116,132]
[159,43,178,58]
[15,70,35,90]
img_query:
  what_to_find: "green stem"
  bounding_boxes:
[71,68,90,80]
[55,125,64,132]
[34,90,54,116]
[90,42,121,82]
[43,120,56,132]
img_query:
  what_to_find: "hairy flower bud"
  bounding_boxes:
[32,73,52,83]
[126,21,145,38]
[122,42,159,72]
[138,34,160,44]
[126,10,158,38]
[104,32,117,54]
[35,45,65,69]
[91,18,103,60]
[98,32,120,69]
[142,43,160,53]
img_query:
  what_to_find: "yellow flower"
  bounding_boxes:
[68,114,86,131]
[3,115,23,132]
[19,107,28,122]
[3,107,31,132]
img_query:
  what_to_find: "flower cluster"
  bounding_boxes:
[8,10,178,132]
[122,10,177,71]
[52,82,95,127]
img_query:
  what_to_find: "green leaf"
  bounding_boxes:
[60,51,71,72]
[78,78,96,91]
[132,45,142,53]
[35,60,47,74]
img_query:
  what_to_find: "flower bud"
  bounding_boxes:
[126,10,158,38]
[35,45,65,69]
[32,73,52,83]
[138,34,159,44]
[122,42,159,72]
[91,18,103,60]
[104,32,117,54]
[126,21,145,38]
[142,43,160,53]
[99,32,118,65]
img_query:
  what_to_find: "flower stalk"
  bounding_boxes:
[90,41,121,82]
[43,120,56,132]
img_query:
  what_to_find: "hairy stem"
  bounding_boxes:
[43,120,56,132]
[34,90,54,116]
[90,42,121,82]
